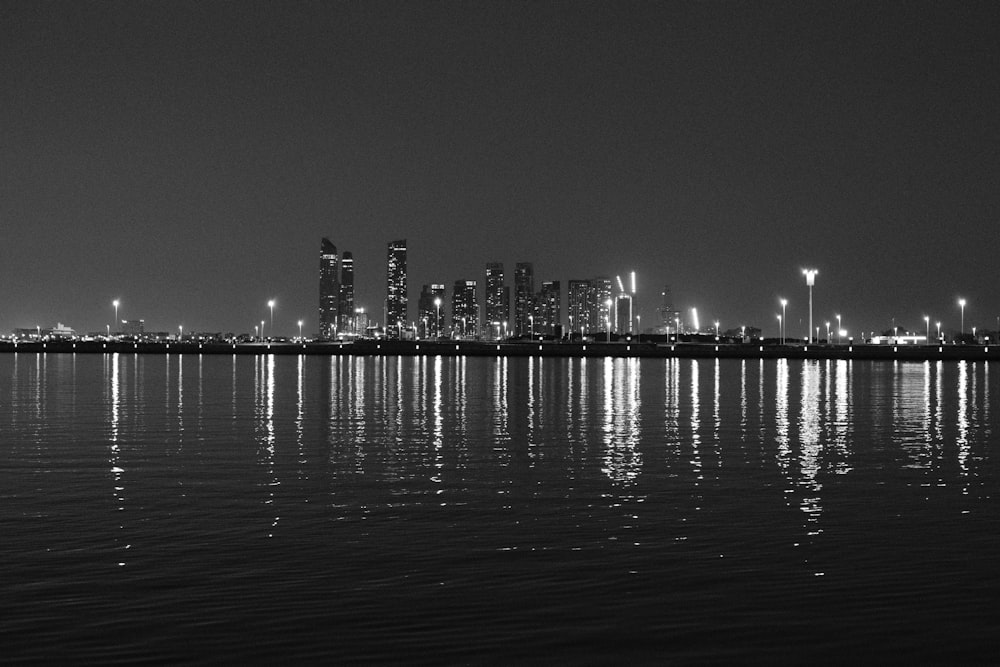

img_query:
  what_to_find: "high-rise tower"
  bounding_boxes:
[338,251,355,334]
[385,239,407,336]
[319,238,340,339]
[452,280,478,339]
[485,262,508,339]
[514,262,534,337]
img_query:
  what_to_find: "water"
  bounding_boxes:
[3,353,999,663]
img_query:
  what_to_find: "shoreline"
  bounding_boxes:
[1,339,998,361]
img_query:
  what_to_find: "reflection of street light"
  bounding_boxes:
[959,298,966,337]
[779,298,787,344]
[803,269,818,344]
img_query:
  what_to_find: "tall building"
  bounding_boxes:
[319,238,340,339]
[591,277,613,334]
[615,294,633,334]
[514,262,534,337]
[385,239,407,336]
[485,262,508,339]
[338,251,355,334]
[418,284,446,338]
[537,280,562,336]
[658,284,681,334]
[451,280,478,339]
[567,280,591,336]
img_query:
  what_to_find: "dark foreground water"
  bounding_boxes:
[3,353,999,663]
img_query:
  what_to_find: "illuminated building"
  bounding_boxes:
[514,262,534,337]
[590,277,613,334]
[385,239,407,336]
[418,284,446,338]
[451,280,478,339]
[485,262,509,339]
[615,294,633,334]
[319,238,340,339]
[338,251,354,333]
[537,280,561,336]
[567,280,592,336]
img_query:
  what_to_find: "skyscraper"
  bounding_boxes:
[319,238,340,339]
[538,280,561,336]
[485,262,508,339]
[658,284,680,334]
[385,239,407,336]
[615,294,633,334]
[451,280,478,339]
[567,279,591,336]
[591,277,613,335]
[418,283,446,338]
[338,251,354,334]
[514,262,534,337]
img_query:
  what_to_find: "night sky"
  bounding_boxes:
[3,1,999,338]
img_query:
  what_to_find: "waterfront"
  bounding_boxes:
[3,353,999,662]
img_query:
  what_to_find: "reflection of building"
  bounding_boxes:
[418,284,446,338]
[537,280,561,336]
[451,280,478,338]
[319,238,340,339]
[485,262,509,339]
[386,239,407,335]
[338,251,354,334]
[514,262,534,337]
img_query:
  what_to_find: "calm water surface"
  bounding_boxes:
[3,353,999,663]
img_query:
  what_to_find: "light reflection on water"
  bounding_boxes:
[3,353,1000,662]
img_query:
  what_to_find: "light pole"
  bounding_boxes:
[528,314,534,341]
[803,269,817,344]
[924,316,929,343]
[112,299,120,337]
[836,314,841,344]
[254,324,259,341]
[606,299,613,341]
[937,321,941,341]
[268,299,275,337]
[714,320,719,339]
[637,314,641,342]
[780,298,787,344]
[959,298,966,338]
[826,321,830,344]
[261,319,265,342]
[741,325,746,342]
[178,325,183,341]
[298,320,303,340]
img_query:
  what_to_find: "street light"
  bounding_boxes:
[528,314,533,341]
[936,321,941,341]
[637,314,641,342]
[112,299,120,337]
[261,319,265,342]
[803,269,818,344]
[959,298,966,337]
[924,316,929,344]
[836,314,841,345]
[826,321,830,344]
[178,325,183,340]
[268,299,275,337]
[254,324,259,340]
[606,300,614,342]
[298,319,303,340]
[714,320,719,339]
[779,298,787,344]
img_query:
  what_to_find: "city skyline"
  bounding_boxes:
[3,3,999,336]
